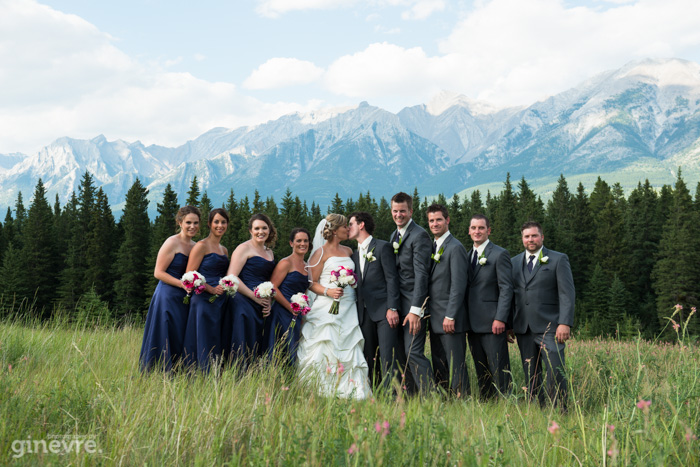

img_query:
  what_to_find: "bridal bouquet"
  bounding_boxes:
[209,274,240,303]
[289,292,311,330]
[254,281,276,299]
[328,266,357,315]
[181,270,207,304]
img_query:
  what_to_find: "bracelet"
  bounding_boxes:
[323,287,328,297]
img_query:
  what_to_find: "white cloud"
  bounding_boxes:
[0,0,304,154]
[243,58,324,89]
[256,0,359,17]
[400,0,445,20]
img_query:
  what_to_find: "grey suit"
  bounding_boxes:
[391,220,434,393]
[427,234,470,396]
[352,238,404,389]
[511,247,575,409]
[466,241,513,399]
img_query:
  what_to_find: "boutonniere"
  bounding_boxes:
[393,236,403,254]
[364,247,376,262]
[539,251,549,264]
[478,251,487,266]
[431,246,444,263]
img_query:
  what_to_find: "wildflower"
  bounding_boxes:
[400,411,406,428]
[607,447,619,457]
[348,443,357,455]
[7,364,11,372]
[281,386,289,391]
[685,428,697,442]
[675,304,683,311]
[548,421,560,436]
[326,365,332,374]
[636,399,651,412]
[608,424,615,433]
[337,363,345,375]
[265,393,271,405]
[673,322,680,331]
[350,408,355,414]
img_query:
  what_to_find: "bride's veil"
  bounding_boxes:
[305,218,327,302]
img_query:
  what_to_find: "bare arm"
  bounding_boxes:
[186,243,224,295]
[153,237,182,289]
[270,258,294,313]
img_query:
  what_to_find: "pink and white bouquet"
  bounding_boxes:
[254,281,276,299]
[209,274,240,303]
[328,265,357,315]
[181,270,206,304]
[289,292,311,329]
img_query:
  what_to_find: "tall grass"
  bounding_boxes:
[1,313,698,465]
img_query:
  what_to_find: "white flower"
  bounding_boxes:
[478,257,487,266]
[541,255,549,264]
[220,274,240,296]
[433,253,442,262]
[393,241,400,251]
[365,251,376,262]
[254,281,276,298]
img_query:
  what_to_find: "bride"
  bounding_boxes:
[297,214,371,400]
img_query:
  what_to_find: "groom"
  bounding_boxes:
[348,212,403,390]
[390,191,434,394]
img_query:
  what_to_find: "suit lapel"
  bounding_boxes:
[351,249,362,288]
[524,248,546,285]
[472,241,491,280]
[362,238,375,278]
[515,252,527,286]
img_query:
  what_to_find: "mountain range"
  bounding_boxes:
[1,57,699,214]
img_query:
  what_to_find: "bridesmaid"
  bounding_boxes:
[140,205,201,372]
[266,228,311,367]
[226,213,277,367]
[182,208,230,372]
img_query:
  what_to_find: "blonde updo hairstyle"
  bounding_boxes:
[322,213,347,241]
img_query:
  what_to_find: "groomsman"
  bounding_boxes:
[466,214,513,399]
[390,192,434,394]
[511,221,575,410]
[348,212,404,390]
[426,204,470,396]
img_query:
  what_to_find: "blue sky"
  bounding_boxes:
[2,0,700,155]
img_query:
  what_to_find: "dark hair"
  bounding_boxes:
[470,214,490,229]
[249,213,277,247]
[289,227,311,243]
[391,192,413,211]
[322,213,347,241]
[520,221,543,235]
[426,203,449,219]
[175,205,201,225]
[350,211,375,235]
[208,207,229,225]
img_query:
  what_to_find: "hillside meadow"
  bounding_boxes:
[0,314,698,465]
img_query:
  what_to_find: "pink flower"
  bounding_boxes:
[636,399,651,411]
[337,363,345,375]
[608,424,615,433]
[673,322,680,331]
[281,386,289,391]
[375,422,382,433]
[348,443,357,455]
[607,447,619,457]
[685,429,697,442]
[326,365,332,374]
[400,411,406,428]
[675,304,683,311]
[548,421,560,436]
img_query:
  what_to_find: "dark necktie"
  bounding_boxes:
[471,249,478,269]
[527,254,536,273]
[432,241,437,254]
[393,230,401,244]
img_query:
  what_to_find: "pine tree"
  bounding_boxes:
[516,176,544,226]
[22,179,59,316]
[151,184,180,258]
[198,191,213,239]
[544,175,573,253]
[85,188,117,304]
[569,183,594,294]
[329,193,344,214]
[624,180,660,334]
[12,192,26,250]
[490,174,519,253]
[2,208,14,254]
[607,274,630,338]
[652,169,700,335]
[114,179,151,320]
[252,190,264,213]
[585,264,610,336]
[0,242,29,316]
[185,176,200,206]
[222,189,238,252]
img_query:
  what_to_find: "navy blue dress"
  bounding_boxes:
[265,271,309,366]
[139,253,189,372]
[228,255,276,364]
[183,252,229,372]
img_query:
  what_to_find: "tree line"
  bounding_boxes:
[1,170,698,338]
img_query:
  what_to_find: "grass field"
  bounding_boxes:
[1,315,698,465]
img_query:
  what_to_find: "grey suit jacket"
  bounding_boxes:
[467,241,513,333]
[352,238,400,324]
[391,220,432,314]
[427,234,469,335]
[510,247,575,334]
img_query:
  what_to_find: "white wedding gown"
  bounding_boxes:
[297,256,371,400]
